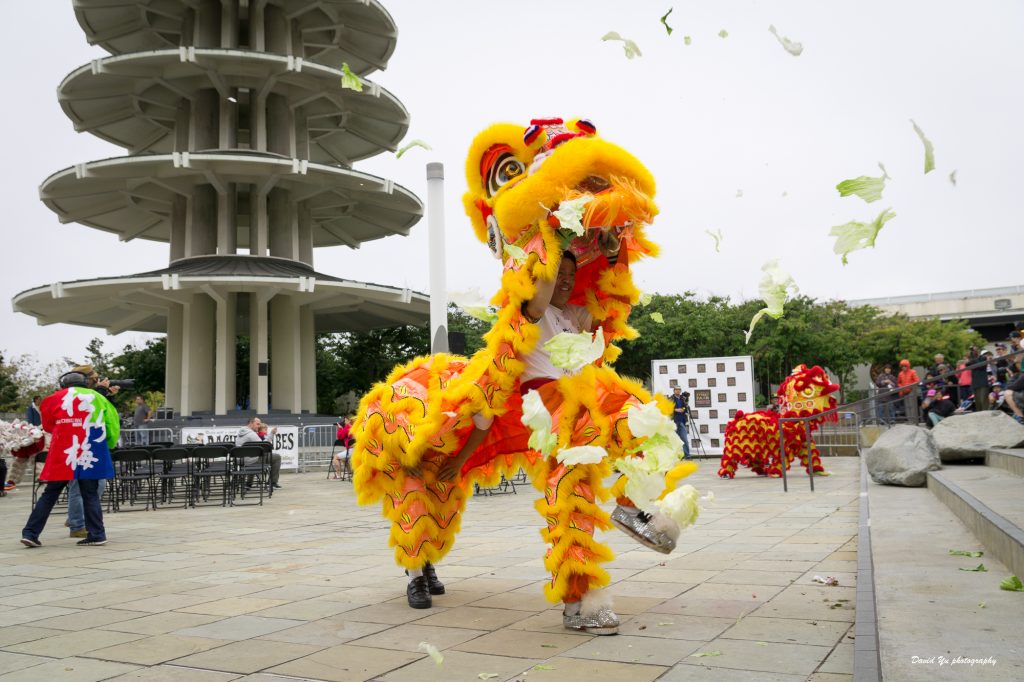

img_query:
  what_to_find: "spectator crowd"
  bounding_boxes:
[874,329,1024,428]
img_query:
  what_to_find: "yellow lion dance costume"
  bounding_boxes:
[351,118,697,631]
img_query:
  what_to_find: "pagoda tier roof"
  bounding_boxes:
[74,0,398,75]
[59,48,409,163]
[13,255,429,334]
[40,151,422,248]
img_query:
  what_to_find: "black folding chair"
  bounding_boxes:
[110,449,156,511]
[228,445,267,506]
[191,445,230,507]
[327,439,352,480]
[154,447,192,509]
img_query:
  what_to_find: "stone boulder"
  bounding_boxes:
[864,425,941,487]
[931,411,1024,462]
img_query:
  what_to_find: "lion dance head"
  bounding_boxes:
[778,365,840,423]
[462,117,660,358]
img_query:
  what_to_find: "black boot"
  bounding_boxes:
[423,562,445,595]
[407,576,432,609]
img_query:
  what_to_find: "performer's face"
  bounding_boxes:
[550,258,576,308]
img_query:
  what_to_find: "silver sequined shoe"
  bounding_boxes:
[610,504,676,554]
[563,605,620,635]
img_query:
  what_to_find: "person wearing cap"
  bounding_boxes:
[20,370,118,548]
[897,360,920,424]
[922,387,956,426]
[1003,334,1024,423]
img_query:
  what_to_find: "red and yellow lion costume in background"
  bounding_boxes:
[718,364,839,479]
[351,118,694,605]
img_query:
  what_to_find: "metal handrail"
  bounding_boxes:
[779,347,1022,492]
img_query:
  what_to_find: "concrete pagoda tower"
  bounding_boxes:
[14,0,428,416]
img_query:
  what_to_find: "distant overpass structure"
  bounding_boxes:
[848,285,1024,341]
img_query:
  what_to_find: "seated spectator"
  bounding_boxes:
[922,388,956,427]
[1004,334,1024,424]
[332,418,353,479]
[236,417,283,489]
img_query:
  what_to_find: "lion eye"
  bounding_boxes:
[487,153,525,196]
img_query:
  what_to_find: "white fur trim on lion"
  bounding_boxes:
[580,587,614,616]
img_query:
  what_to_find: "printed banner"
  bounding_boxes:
[180,426,299,470]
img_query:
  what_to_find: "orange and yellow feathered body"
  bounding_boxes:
[352,118,689,603]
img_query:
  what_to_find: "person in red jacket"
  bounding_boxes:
[897,359,921,424]
[332,418,353,479]
[20,371,119,548]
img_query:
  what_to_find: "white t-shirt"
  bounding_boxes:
[520,304,594,383]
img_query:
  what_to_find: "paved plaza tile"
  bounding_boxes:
[0,457,859,680]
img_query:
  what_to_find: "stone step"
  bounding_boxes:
[868,472,1022,681]
[986,448,1024,477]
[926,464,1024,579]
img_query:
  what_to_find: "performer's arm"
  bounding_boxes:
[522,255,561,323]
[437,420,491,481]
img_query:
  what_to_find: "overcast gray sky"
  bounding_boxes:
[2,1,1022,368]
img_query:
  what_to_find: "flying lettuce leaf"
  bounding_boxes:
[829,208,896,265]
[949,169,957,186]
[718,29,729,38]
[745,259,798,343]
[340,63,363,92]
[911,119,936,174]
[959,564,987,572]
[639,292,653,306]
[836,173,887,203]
[449,288,498,324]
[705,228,723,252]
[396,139,431,159]
[768,25,803,56]
[556,445,608,466]
[552,195,593,237]
[504,243,528,265]
[999,576,1024,592]
[521,390,558,457]
[949,549,983,558]
[683,35,692,45]
[543,327,605,371]
[602,31,642,59]
[418,642,443,665]
[660,8,674,35]
[650,312,665,324]
[735,189,743,198]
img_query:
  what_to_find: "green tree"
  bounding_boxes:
[315,324,430,413]
[109,338,166,395]
[0,352,20,412]
[447,304,490,355]
[83,337,112,375]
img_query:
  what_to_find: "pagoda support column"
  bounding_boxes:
[297,203,313,265]
[270,295,302,413]
[180,293,215,415]
[300,305,316,413]
[165,303,183,412]
[249,289,276,413]
[204,286,236,414]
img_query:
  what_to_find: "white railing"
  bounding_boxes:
[297,424,343,471]
[119,428,176,447]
